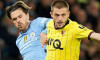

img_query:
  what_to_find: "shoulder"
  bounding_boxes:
[46,19,54,27]
[35,17,51,22]
[68,19,87,32]
[69,19,78,25]
[67,19,79,29]
[47,19,53,24]
[32,17,52,24]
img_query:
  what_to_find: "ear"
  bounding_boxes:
[68,11,70,17]
[26,13,29,19]
[50,11,53,18]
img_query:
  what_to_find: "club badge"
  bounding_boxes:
[61,30,65,35]
[30,32,35,38]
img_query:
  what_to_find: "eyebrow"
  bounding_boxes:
[12,18,17,20]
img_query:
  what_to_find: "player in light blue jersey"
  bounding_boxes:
[5,1,51,60]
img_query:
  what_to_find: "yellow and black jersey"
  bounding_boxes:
[46,19,93,60]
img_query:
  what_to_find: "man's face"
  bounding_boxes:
[10,8,29,31]
[50,7,70,28]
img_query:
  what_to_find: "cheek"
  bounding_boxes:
[20,17,26,23]
[13,20,19,24]
[54,17,58,21]
[64,16,68,20]
[53,18,57,23]
[13,22,18,27]
[62,18,68,23]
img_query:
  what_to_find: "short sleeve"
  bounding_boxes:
[36,17,52,29]
[75,24,93,40]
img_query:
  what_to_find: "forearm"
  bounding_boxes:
[90,33,100,41]
[40,33,47,47]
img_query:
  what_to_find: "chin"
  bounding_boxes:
[18,28,23,30]
[57,25,64,28]
[57,26,63,29]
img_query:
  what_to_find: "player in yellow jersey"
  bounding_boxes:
[40,0,100,60]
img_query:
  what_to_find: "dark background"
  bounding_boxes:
[0,0,100,60]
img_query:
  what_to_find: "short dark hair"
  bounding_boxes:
[51,0,69,12]
[5,1,31,19]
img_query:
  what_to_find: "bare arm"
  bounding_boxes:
[40,33,47,48]
[90,32,100,41]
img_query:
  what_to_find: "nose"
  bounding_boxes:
[16,18,20,23]
[58,16,62,21]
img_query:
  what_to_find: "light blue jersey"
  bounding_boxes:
[16,17,51,60]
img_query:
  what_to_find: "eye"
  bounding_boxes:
[55,14,59,17]
[62,14,66,16]
[19,15,22,18]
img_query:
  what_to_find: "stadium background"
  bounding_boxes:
[0,0,100,60]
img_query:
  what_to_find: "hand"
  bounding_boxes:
[40,33,47,48]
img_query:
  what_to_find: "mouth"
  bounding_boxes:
[57,22,63,26]
[18,24,21,26]
[18,24,22,28]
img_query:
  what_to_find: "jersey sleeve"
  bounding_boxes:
[36,17,52,29]
[75,24,93,40]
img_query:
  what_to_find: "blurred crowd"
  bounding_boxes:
[0,0,100,60]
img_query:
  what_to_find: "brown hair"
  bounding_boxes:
[51,0,69,12]
[5,1,31,19]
